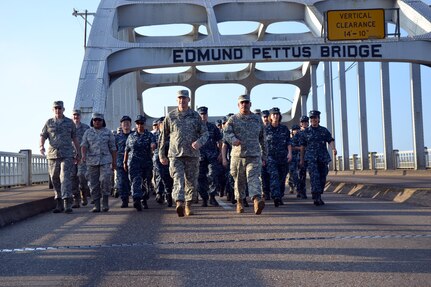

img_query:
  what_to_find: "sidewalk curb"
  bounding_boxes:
[326,181,431,207]
[0,196,55,228]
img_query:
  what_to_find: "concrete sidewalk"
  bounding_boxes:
[0,185,54,227]
[327,170,431,207]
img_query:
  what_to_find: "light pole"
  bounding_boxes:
[271,96,293,103]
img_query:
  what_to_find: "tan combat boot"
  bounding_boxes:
[185,201,194,216]
[253,197,265,215]
[176,201,185,217]
[236,199,244,214]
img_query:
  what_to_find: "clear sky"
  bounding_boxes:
[0,0,430,156]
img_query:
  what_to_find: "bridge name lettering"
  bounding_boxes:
[172,44,382,63]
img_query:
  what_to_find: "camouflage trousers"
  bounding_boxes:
[116,166,131,199]
[297,162,308,196]
[287,158,299,190]
[169,156,199,202]
[198,156,222,200]
[71,162,90,200]
[261,165,270,198]
[266,158,288,199]
[230,156,262,200]
[128,159,152,200]
[154,156,173,197]
[87,164,113,200]
[48,158,73,200]
[307,160,329,197]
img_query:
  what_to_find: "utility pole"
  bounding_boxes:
[72,9,96,49]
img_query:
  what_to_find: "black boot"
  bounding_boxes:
[209,194,219,206]
[64,198,73,213]
[102,195,109,212]
[166,193,173,207]
[134,199,143,211]
[274,197,281,207]
[201,198,208,207]
[142,199,149,209]
[53,198,64,213]
[121,197,128,208]
[91,199,101,212]
[243,198,249,207]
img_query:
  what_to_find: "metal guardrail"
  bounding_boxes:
[0,150,48,188]
[337,148,430,171]
[1,148,429,188]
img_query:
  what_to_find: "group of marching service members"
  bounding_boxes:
[40,91,336,216]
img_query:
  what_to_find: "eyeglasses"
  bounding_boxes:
[93,118,103,122]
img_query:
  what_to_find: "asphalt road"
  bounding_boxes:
[327,175,431,188]
[0,192,430,287]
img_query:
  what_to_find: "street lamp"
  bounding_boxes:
[272,96,293,103]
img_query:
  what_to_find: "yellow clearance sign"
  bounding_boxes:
[327,9,385,41]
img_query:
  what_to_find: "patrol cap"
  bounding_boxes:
[292,124,300,130]
[92,113,104,120]
[309,110,321,117]
[72,109,81,115]
[120,115,132,122]
[216,119,222,126]
[177,90,190,98]
[253,109,261,115]
[152,119,159,126]
[222,116,227,123]
[53,101,64,108]
[197,106,208,114]
[300,115,309,122]
[226,113,234,118]
[269,107,280,114]
[238,94,250,102]
[159,116,165,123]
[261,110,269,117]
[135,115,146,123]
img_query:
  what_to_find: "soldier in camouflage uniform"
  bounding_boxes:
[296,116,309,199]
[197,106,223,207]
[288,124,301,198]
[265,107,292,207]
[153,117,174,207]
[124,115,156,211]
[71,109,90,208]
[159,90,208,217]
[115,115,132,208]
[224,94,268,215]
[40,101,81,213]
[300,110,337,206]
[81,113,117,212]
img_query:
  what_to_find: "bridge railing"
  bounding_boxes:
[336,148,430,171]
[0,150,48,188]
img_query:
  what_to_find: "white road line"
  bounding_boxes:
[216,196,234,210]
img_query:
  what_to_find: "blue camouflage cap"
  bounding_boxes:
[261,110,269,117]
[309,110,321,117]
[197,106,208,114]
[269,107,280,114]
[135,115,146,123]
[300,115,309,122]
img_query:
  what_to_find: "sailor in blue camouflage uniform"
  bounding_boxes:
[299,110,337,206]
[197,106,223,207]
[124,115,156,211]
[159,90,208,217]
[40,101,81,214]
[288,124,301,198]
[265,107,292,207]
[260,109,271,200]
[224,94,268,215]
[153,117,174,207]
[71,109,90,208]
[296,115,309,199]
[81,113,117,212]
[115,115,132,208]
